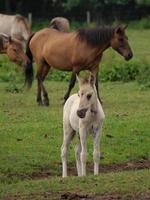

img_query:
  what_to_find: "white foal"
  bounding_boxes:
[61,73,105,177]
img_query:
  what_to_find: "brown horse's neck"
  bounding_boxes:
[77,26,114,49]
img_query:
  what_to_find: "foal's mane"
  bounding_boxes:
[77,26,114,46]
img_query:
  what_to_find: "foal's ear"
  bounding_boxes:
[89,73,95,86]
[76,74,81,85]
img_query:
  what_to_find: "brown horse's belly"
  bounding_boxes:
[52,64,72,71]
[44,51,73,71]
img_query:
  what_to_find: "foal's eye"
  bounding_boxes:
[87,94,92,100]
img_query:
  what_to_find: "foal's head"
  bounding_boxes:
[111,26,133,61]
[77,73,97,119]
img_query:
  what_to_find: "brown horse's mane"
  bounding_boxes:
[77,26,114,46]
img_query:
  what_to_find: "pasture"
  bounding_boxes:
[0,28,150,199]
[0,81,150,199]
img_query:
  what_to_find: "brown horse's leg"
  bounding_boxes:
[95,72,103,104]
[40,65,50,106]
[64,71,78,103]
[36,76,43,106]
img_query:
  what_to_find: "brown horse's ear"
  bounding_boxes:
[123,24,128,30]
[115,26,124,35]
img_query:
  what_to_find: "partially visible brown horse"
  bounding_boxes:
[49,17,70,32]
[0,33,31,80]
[25,25,133,106]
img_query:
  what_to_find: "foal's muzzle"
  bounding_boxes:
[77,108,88,118]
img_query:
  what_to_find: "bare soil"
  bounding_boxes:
[5,160,150,180]
[2,192,150,200]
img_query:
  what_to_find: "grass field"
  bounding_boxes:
[0,27,150,199]
[0,80,150,199]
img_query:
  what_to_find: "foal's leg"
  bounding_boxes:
[63,71,78,103]
[75,137,82,176]
[93,127,100,175]
[79,124,87,176]
[61,125,75,177]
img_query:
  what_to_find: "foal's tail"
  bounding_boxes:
[24,33,34,88]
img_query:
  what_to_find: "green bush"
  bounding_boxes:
[46,69,71,82]
[100,60,140,82]
[137,63,150,88]
[129,17,150,29]
[5,83,23,93]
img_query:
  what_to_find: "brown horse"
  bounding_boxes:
[0,33,31,81]
[25,25,133,106]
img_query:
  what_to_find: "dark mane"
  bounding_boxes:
[77,26,114,46]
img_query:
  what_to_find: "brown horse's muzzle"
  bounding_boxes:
[124,51,133,61]
[116,47,133,61]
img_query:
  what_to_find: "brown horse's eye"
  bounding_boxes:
[87,94,92,100]
[13,48,17,52]
[119,38,124,42]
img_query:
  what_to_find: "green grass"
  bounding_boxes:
[1,170,150,199]
[0,28,150,199]
[0,81,150,199]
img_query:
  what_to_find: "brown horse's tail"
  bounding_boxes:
[24,33,34,88]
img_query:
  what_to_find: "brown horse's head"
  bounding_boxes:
[110,25,133,61]
[6,37,30,66]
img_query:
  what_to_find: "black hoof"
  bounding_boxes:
[38,102,43,106]
[43,99,49,106]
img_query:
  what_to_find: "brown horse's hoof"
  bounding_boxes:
[38,102,43,106]
[37,101,43,106]
[43,99,49,106]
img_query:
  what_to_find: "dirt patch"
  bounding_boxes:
[3,160,150,181]
[60,192,91,200]
[60,192,150,200]
[2,192,150,200]
[66,160,150,176]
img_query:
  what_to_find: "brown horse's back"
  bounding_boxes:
[29,28,76,70]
